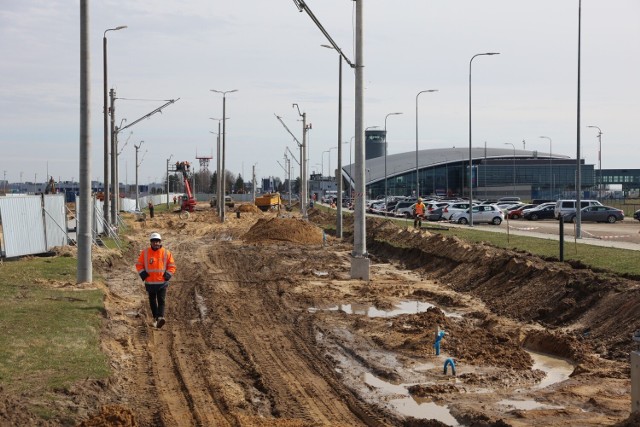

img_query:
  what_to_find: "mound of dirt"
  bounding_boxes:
[78,405,136,427]
[242,217,324,245]
[237,203,262,213]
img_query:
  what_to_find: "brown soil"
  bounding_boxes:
[2,202,640,426]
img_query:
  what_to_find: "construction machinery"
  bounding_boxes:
[175,161,197,213]
[44,177,56,194]
[255,192,281,212]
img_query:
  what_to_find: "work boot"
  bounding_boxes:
[152,318,158,328]
[157,317,166,329]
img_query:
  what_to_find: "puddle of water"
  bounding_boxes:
[498,399,564,411]
[309,300,462,318]
[527,350,574,389]
[364,373,460,426]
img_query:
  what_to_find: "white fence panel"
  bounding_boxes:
[0,196,47,258]
[121,198,137,212]
[43,194,67,249]
[94,198,104,235]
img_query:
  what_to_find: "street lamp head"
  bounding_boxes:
[210,89,238,95]
[321,44,334,50]
[115,25,128,30]
[587,125,602,134]
[485,52,500,55]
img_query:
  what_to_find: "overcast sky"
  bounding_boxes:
[1,1,638,186]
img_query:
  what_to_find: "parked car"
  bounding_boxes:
[450,204,504,225]
[496,201,522,210]
[442,202,474,220]
[394,201,416,218]
[563,205,624,223]
[507,203,536,219]
[426,201,449,214]
[498,196,521,203]
[634,209,640,222]
[523,204,556,221]
[367,201,385,214]
[554,199,603,219]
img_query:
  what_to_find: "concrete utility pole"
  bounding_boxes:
[293,104,309,220]
[210,89,238,222]
[210,118,223,218]
[78,0,92,284]
[109,88,117,225]
[587,125,603,198]
[351,0,369,280]
[252,163,256,204]
[134,141,144,210]
[576,0,583,238]
[166,155,173,209]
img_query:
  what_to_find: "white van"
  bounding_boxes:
[554,199,602,219]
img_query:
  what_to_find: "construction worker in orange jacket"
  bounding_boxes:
[414,198,426,229]
[136,232,177,328]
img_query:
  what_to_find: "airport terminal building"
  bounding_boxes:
[341,130,605,201]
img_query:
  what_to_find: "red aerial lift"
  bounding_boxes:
[175,161,197,213]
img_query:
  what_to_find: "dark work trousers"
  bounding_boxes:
[149,206,154,218]
[145,283,167,318]
[414,214,423,229]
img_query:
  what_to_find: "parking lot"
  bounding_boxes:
[456,216,640,248]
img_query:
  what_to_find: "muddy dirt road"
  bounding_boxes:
[14,202,640,426]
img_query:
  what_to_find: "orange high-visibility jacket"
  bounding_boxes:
[414,202,426,216]
[136,247,176,285]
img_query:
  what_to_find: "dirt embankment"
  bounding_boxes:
[356,216,640,362]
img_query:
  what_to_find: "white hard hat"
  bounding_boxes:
[150,232,162,241]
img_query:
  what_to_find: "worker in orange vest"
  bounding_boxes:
[136,232,177,328]
[413,198,426,229]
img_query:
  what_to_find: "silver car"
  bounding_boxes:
[450,204,504,225]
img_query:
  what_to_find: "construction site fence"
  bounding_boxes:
[0,194,68,258]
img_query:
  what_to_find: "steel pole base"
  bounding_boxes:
[350,256,370,281]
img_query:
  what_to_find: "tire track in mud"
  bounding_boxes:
[146,237,234,427]
[200,240,393,426]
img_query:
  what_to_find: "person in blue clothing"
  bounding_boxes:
[434,329,446,356]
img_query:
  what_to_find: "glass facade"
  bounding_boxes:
[361,158,595,200]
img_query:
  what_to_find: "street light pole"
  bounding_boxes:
[587,125,602,198]
[505,142,516,195]
[211,89,238,222]
[415,89,438,198]
[102,25,126,227]
[384,112,402,215]
[468,52,499,226]
[539,136,553,199]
